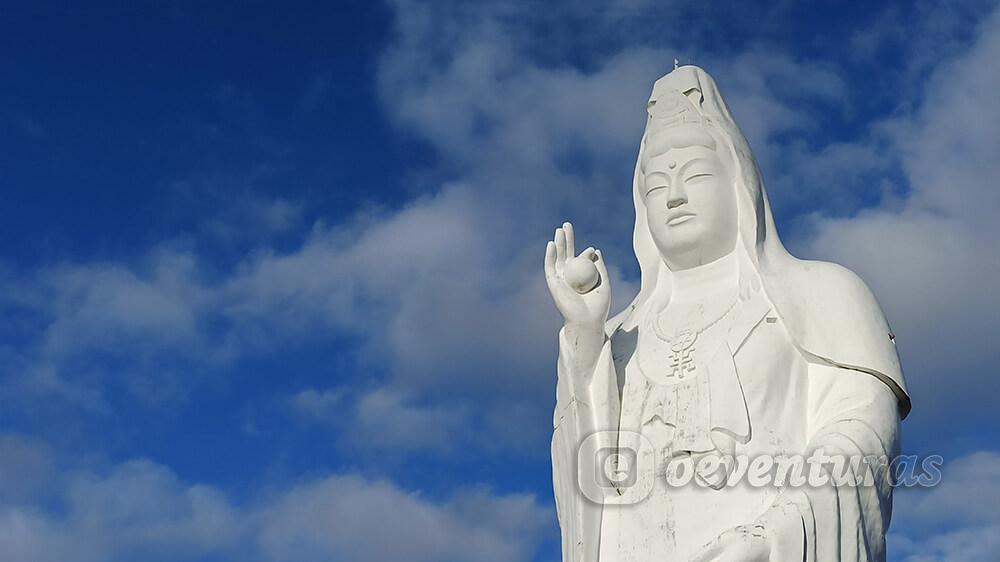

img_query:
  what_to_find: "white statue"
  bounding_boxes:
[545,66,909,562]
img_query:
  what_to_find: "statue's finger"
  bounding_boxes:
[554,228,566,264]
[593,249,609,287]
[544,241,557,280]
[563,221,575,258]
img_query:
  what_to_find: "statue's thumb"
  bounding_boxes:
[594,249,609,285]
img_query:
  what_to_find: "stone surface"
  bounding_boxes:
[544,65,908,562]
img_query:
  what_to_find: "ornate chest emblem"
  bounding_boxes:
[668,328,698,378]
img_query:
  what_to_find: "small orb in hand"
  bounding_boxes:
[565,256,600,294]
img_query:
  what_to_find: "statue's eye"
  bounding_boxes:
[645,172,669,195]
[685,172,713,183]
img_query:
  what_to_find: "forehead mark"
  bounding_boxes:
[646,152,714,176]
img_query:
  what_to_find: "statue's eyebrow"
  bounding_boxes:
[644,170,670,186]
[678,156,712,176]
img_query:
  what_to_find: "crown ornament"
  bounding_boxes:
[647,88,706,129]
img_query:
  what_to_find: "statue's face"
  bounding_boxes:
[642,145,737,270]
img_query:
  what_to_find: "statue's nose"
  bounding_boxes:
[667,182,688,209]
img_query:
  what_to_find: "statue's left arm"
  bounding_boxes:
[690,362,900,562]
[758,363,901,562]
[691,264,909,562]
[749,263,906,562]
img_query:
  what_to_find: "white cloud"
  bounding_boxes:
[801,4,1000,433]
[1,0,957,461]
[0,459,241,562]
[353,387,467,452]
[288,387,347,424]
[889,451,1000,562]
[39,252,206,360]
[2,1,999,560]
[4,0,997,467]
[0,443,550,562]
[288,385,467,453]
[891,526,1000,562]
[848,0,996,82]
[0,249,217,412]
[255,475,549,562]
[0,434,54,505]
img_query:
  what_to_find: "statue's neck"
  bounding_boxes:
[666,249,738,303]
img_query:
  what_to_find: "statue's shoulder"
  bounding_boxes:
[768,257,911,418]
[778,258,884,322]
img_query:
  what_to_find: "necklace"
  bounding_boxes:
[651,298,738,341]
[646,297,739,380]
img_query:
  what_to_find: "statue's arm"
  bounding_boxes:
[545,222,622,561]
[758,363,900,562]
[554,326,621,434]
[551,326,621,562]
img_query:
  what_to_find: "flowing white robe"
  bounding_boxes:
[552,291,899,562]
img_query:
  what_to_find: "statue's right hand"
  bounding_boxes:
[544,222,612,333]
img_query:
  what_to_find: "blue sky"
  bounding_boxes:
[1,1,999,560]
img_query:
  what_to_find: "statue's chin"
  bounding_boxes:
[653,239,702,270]
[658,243,739,272]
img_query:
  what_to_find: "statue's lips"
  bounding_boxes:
[667,212,696,226]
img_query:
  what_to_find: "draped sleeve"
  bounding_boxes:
[758,363,900,562]
[551,324,621,562]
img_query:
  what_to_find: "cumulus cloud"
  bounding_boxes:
[2,0,996,473]
[255,475,549,562]
[848,0,996,84]
[0,433,54,505]
[7,0,989,461]
[288,387,347,424]
[2,1,999,560]
[289,386,467,452]
[0,249,216,413]
[0,441,549,562]
[0,459,241,562]
[802,4,1000,437]
[889,451,1000,562]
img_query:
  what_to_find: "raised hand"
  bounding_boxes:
[544,222,611,333]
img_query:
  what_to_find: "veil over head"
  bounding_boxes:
[616,65,910,418]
